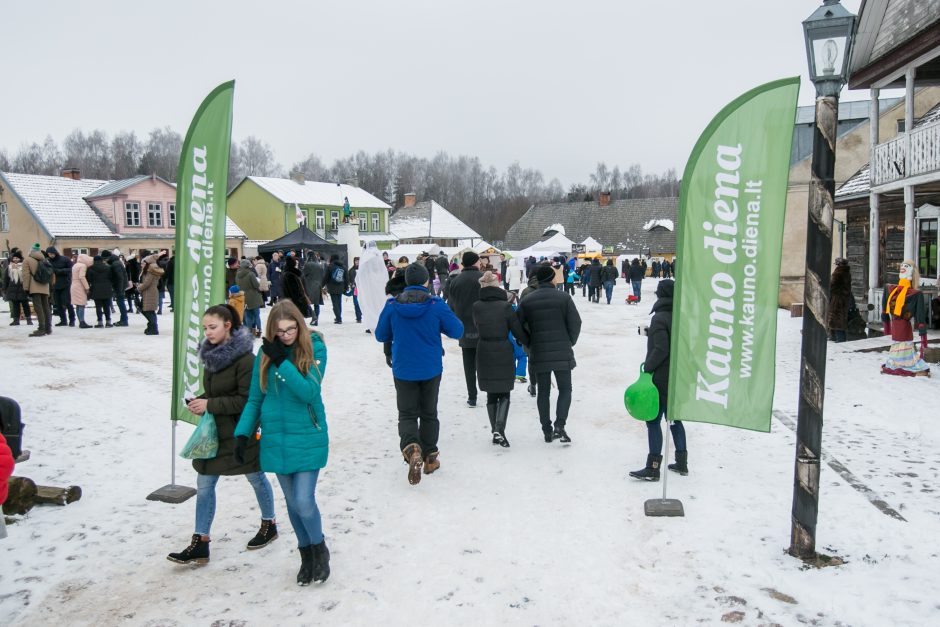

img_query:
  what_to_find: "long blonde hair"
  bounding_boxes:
[260,301,319,392]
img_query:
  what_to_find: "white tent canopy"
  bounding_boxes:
[581,236,603,252]
[514,231,576,259]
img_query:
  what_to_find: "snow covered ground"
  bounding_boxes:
[2,281,939,626]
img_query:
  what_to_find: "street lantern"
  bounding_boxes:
[789,0,857,561]
[803,0,857,95]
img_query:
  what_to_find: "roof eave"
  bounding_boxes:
[0,171,53,240]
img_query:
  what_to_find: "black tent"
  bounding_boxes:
[256,224,348,263]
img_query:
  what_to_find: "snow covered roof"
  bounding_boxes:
[85,175,174,199]
[1,171,116,238]
[543,223,566,236]
[245,176,391,210]
[358,232,399,244]
[835,165,872,200]
[643,218,674,231]
[224,217,246,239]
[513,231,576,258]
[390,200,481,240]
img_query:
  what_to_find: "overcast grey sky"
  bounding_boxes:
[3,0,880,187]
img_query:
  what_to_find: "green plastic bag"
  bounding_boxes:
[180,411,219,459]
[624,363,660,421]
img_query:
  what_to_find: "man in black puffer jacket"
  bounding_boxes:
[46,247,75,327]
[446,251,484,407]
[629,279,687,481]
[516,264,582,442]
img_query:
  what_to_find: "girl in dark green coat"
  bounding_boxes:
[235,300,330,586]
[168,305,277,565]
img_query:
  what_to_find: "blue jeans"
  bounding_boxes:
[115,292,128,324]
[276,470,323,547]
[631,280,642,299]
[603,281,614,304]
[243,307,261,331]
[195,471,275,536]
[646,408,687,455]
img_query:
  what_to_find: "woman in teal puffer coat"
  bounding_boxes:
[234,300,330,587]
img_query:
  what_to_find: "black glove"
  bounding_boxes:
[386,354,393,368]
[262,337,287,366]
[234,436,249,464]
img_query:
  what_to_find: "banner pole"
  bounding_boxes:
[171,419,177,485]
[662,420,671,502]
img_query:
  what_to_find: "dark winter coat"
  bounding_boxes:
[325,260,348,295]
[2,262,29,303]
[827,265,853,332]
[375,286,464,381]
[165,256,174,290]
[434,256,450,281]
[225,266,238,293]
[629,261,646,281]
[87,259,114,300]
[236,263,263,310]
[600,264,618,284]
[282,266,310,316]
[48,249,72,290]
[644,280,673,407]
[302,259,325,304]
[446,267,484,348]
[109,257,128,298]
[472,287,529,393]
[126,257,141,284]
[516,281,582,373]
[588,261,603,287]
[193,327,261,476]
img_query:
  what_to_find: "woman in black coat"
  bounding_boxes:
[587,259,603,302]
[86,255,113,327]
[281,256,311,318]
[472,271,528,447]
[168,304,277,564]
[629,280,687,481]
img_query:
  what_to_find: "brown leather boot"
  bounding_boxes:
[402,443,423,485]
[424,451,440,475]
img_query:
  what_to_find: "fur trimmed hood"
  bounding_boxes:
[198,326,255,373]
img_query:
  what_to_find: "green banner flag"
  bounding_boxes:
[668,77,799,432]
[172,81,235,425]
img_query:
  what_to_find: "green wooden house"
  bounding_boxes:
[227,174,397,248]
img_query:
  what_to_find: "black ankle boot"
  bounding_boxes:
[247,519,278,549]
[167,534,210,564]
[629,455,662,481]
[312,538,330,583]
[668,450,689,475]
[495,397,510,448]
[297,545,315,586]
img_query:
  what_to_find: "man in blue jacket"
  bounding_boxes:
[375,263,464,486]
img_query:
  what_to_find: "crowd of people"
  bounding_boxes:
[2,243,690,589]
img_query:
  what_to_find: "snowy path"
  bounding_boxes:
[2,281,939,626]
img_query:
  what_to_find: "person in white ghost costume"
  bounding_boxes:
[358,242,394,332]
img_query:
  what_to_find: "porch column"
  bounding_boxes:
[868,89,880,313]
[904,67,916,260]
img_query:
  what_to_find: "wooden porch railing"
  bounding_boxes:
[872,118,940,187]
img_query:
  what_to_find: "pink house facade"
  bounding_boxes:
[85,174,179,236]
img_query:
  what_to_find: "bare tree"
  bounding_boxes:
[11,136,63,175]
[138,126,183,181]
[290,153,330,181]
[0,149,10,172]
[111,131,142,179]
[238,136,281,177]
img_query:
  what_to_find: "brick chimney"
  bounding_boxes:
[61,168,81,180]
[404,192,417,208]
[290,171,305,185]
[599,191,611,207]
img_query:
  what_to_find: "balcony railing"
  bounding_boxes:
[872,118,940,187]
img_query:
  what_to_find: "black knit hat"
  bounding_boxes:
[462,251,480,267]
[405,262,430,286]
[535,264,555,283]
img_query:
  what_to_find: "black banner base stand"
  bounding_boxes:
[147,484,196,504]
[644,420,686,518]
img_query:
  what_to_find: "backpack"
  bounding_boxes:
[0,396,24,459]
[33,258,53,284]
[331,265,345,284]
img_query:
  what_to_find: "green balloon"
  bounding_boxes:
[624,363,660,421]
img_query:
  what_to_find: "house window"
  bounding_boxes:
[919,218,938,278]
[371,212,380,232]
[315,210,325,230]
[125,202,140,226]
[330,211,339,231]
[299,209,309,226]
[168,203,176,227]
[359,212,367,231]
[73,247,90,256]
[148,202,162,227]
[0,203,8,232]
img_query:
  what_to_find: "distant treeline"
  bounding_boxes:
[0,129,679,242]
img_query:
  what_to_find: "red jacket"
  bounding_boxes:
[0,433,13,504]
